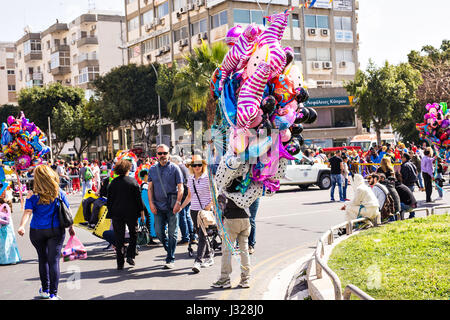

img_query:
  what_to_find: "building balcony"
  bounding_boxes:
[25,73,43,82]
[51,44,70,54]
[80,14,97,24]
[77,36,98,48]
[24,51,42,62]
[51,66,71,75]
[78,53,99,68]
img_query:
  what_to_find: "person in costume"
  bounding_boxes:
[0,186,21,265]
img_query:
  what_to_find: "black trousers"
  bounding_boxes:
[112,218,137,266]
[423,172,433,202]
[30,228,65,295]
[190,210,211,263]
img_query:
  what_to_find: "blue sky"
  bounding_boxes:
[0,0,448,70]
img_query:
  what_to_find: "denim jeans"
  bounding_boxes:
[82,180,92,197]
[417,172,424,188]
[30,228,65,296]
[330,174,344,201]
[342,177,349,200]
[154,209,179,263]
[178,204,194,242]
[401,203,414,219]
[248,198,260,248]
[407,185,415,192]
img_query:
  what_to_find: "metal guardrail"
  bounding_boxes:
[313,204,446,300]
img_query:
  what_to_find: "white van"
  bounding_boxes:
[349,134,396,150]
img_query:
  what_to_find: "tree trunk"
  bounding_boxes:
[375,127,382,147]
[206,93,216,129]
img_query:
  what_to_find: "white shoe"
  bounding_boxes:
[39,288,50,299]
[49,294,62,300]
[192,261,201,273]
[164,262,175,269]
[436,197,443,200]
[201,258,214,268]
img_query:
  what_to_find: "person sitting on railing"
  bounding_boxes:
[340,174,380,225]
[81,176,109,228]
[379,174,401,221]
[393,173,417,219]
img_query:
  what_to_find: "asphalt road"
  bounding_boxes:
[1,182,448,300]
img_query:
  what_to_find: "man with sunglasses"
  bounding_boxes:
[148,144,184,269]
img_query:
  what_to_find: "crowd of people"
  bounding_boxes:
[2,140,447,299]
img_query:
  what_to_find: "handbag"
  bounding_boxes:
[52,193,73,230]
[136,221,150,246]
[62,235,87,262]
[0,203,10,226]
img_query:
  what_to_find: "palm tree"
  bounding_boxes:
[167,40,228,128]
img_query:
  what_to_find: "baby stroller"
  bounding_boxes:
[188,210,222,258]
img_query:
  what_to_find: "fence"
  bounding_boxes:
[311,205,445,300]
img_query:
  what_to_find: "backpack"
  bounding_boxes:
[380,191,395,220]
[84,167,94,181]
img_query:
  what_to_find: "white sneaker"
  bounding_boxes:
[164,262,175,269]
[192,261,201,273]
[39,288,50,299]
[201,258,214,268]
[49,294,62,300]
[436,196,443,200]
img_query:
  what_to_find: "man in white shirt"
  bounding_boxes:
[91,161,101,191]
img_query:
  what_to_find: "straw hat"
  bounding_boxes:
[187,154,207,167]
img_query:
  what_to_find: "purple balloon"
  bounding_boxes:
[225,25,244,47]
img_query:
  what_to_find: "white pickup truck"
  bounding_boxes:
[280,158,331,190]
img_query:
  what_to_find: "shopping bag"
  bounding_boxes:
[0,203,10,226]
[62,235,87,262]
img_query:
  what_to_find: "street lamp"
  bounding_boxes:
[149,62,163,146]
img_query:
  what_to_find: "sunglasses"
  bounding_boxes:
[191,164,203,168]
[157,152,168,156]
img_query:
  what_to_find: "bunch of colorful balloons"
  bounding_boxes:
[209,9,317,209]
[0,111,50,171]
[416,102,449,148]
[109,150,138,181]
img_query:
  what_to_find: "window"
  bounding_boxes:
[336,49,353,62]
[306,47,331,61]
[157,33,170,48]
[18,51,21,59]
[128,16,139,31]
[73,54,77,65]
[211,11,228,29]
[141,9,154,25]
[143,39,155,53]
[173,26,189,42]
[173,0,187,11]
[157,1,169,18]
[334,16,351,30]
[23,39,41,55]
[292,14,300,28]
[47,41,51,49]
[305,15,329,29]
[190,18,207,35]
[233,9,264,25]
[79,66,99,84]
[19,70,23,81]
[8,85,16,91]
[50,51,70,69]
[126,0,137,4]
[333,108,355,127]
[7,70,15,75]
[294,47,301,61]
[128,45,141,58]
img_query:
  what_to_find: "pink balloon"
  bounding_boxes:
[245,44,270,80]
[280,129,292,143]
[225,25,244,47]
[249,109,263,128]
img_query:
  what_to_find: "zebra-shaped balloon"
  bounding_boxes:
[236,62,271,130]
[218,24,260,92]
[258,10,292,80]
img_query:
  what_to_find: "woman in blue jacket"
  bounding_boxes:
[18,165,74,300]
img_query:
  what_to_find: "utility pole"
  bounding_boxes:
[48,116,53,164]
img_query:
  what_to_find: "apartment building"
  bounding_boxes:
[15,12,126,96]
[0,42,17,105]
[123,0,363,148]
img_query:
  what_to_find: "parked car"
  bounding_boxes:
[280,158,331,190]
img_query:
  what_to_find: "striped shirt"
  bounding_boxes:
[187,173,212,211]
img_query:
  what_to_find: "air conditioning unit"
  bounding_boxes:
[71,40,76,45]
[339,61,347,68]
[187,3,194,11]
[154,18,160,27]
[308,28,316,36]
[322,61,332,69]
[155,49,163,57]
[163,46,170,53]
[196,0,204,6]
[65,79,71,84]
[202,32,208,40]
[179,39,188,47]
[312,61,321,70]
[177,11,182,18]
[320,29,328,36]
[180,7,186,13]
[145,24,152,32]
[91,25,96,31]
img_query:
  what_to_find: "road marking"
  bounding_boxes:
[257,209,337,220]
[219,244,309,300]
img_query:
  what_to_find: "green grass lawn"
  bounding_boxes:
[328,214,450,300]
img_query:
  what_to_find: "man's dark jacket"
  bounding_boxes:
[106,175,143,220]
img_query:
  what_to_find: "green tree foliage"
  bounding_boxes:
[17,83,85,132]
[158,41,228,129]
[0,104,20,123]
[345,60,422,145]
[394,40,450,143]
[93,63,167,152]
